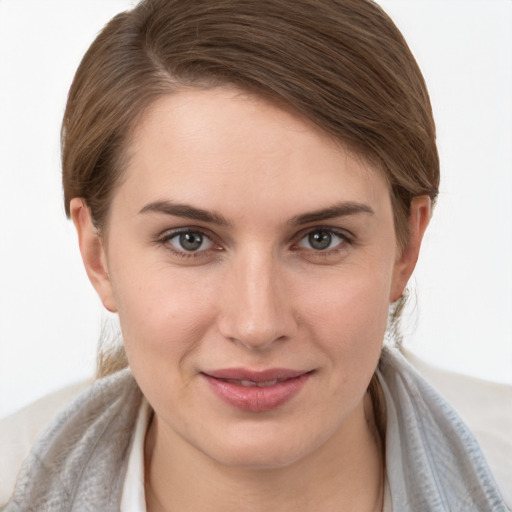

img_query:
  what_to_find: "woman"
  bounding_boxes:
[4,0,509,510]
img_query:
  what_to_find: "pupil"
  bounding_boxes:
[180,232,202,251]
[309,231,331,250]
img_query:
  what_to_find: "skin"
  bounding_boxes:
[71,87,430,512]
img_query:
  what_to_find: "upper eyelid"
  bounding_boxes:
[157,226,215,240]
[293,225,354,242]
[155,226,218,252]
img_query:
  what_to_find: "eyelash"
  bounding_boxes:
[156,228,220,260]
[292,227,353,256]
[155,226,354,260]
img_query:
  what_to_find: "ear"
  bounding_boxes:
[390,195,432,302]
[70,198,117,312]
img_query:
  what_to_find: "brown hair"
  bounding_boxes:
[61,0,439,377]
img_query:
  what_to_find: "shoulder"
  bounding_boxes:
[401,348,512,507]
[0,380,90,507]
[1,369,141,510]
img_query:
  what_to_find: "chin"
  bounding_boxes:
[196,422,324,471]
[210,445,306,471]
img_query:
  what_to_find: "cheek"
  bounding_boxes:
[303,261,392,335]
[109,261,218,370]
[299,266,392,377]
[112,269,223,420]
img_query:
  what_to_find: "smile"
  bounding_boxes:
[201,368,313,412]
[222,378,280,387]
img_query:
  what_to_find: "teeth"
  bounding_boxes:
[240,380,257,387]
[259,379,278,387]
[236,379,278,387]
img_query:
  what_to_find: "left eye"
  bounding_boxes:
[167,231,213,252]
[297,229,346,251]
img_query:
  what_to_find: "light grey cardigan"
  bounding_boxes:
[4,347,509,511]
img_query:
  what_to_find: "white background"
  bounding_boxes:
[0,0,511,419]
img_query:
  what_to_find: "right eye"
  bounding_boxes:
[162,229,214,255]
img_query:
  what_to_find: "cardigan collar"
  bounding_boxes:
[6,347,508,511]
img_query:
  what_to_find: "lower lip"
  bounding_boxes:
[203,373,311,412]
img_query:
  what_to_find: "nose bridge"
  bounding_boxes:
[219,248,295,349]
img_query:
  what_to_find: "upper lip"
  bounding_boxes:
[203,368,310,382]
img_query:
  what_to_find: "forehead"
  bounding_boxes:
[116,87,391,220]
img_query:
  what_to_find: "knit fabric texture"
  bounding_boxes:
[4,347,509,511]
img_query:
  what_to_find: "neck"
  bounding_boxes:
[145,393,384,512]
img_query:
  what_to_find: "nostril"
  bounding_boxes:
[226,333,290,351]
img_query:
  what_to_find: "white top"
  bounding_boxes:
[120,399,151,512]
[119,400,393,511]
[2,351,510,508]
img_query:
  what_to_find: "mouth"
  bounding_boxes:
[220,378,282,387]
[201,368,313,412]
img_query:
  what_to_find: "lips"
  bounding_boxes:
[223,378,280,387]
[202,368,312,412]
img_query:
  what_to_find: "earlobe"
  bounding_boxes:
[70,198,118,313]
[390,195,432,303]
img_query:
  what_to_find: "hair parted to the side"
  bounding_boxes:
[61,0,440,378]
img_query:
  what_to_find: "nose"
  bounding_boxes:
[217,251,297,351]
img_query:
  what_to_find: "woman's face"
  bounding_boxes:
[74,87,427,469]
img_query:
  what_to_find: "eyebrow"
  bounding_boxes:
[139,200,374,226]
[288,202,374,225]
[139,200,231,226]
